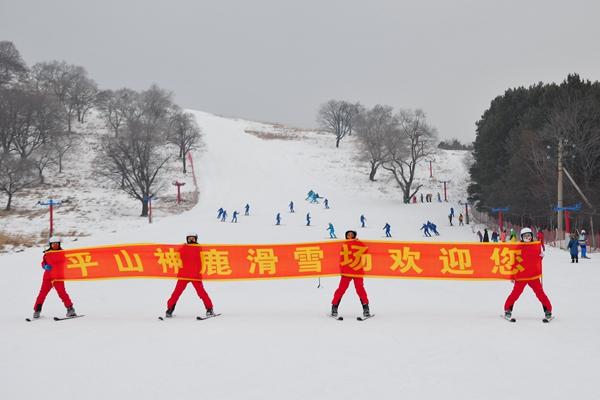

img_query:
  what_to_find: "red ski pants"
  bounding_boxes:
[34,279,73,309]
[167,280,213,310]
[504,279,552,312]
[332,276,369,305]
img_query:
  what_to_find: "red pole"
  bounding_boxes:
[429,161,432,178]
[148,198,153,224]
[177,185,181,204]
[49,203,54,237]
[564,210,570,234]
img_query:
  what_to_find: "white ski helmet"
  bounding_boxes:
[519,227,533,239]
[48,236,61,244]
[581,230,586,234]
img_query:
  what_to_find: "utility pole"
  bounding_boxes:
[425,159,434,178]
[38,199,61,237]
[557,138,564,242]
[441,180,450,202]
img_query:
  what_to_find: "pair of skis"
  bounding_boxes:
[25,315,85,322]
[330,314,375,321]
[158,313,222,321]
[502,315,554,323]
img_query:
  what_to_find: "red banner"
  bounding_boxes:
[43,240,543,282]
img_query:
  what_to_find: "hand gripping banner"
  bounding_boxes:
[43,240,543,282]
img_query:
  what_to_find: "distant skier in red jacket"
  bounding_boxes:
[503,227,552,321]
[331,230,371,318]
[32,237,77,319]
[164,233,215,318]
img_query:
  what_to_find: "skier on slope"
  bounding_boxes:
[231,211,239,223]
[164,233,215,318]
[428,221,440,236]
[32,237,77,319]
[579,230,589,259]
[276,213,281,226]
[330,230,371,319]
[567,233,579,263]
[289,201,295,213]
[383,223,392,238]
[327,223,337,239]
[244,204,250,216]
[306,213,311,226]
[360,214,366,228]
[420,223,432,237]
[503,227,552,322]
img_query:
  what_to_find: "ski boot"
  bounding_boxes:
[362,303,371,318]
[504,309,512,320]
[66,307,77,317]
[331,304,339,317]
[33,304,42,319]
[206,308,215,317]
[165,307,174,318]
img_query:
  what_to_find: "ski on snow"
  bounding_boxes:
[329,314,343,321]
[53,315,85,321]
[196,313,222,320]
[543,316,554,323]
[357,314,375,321]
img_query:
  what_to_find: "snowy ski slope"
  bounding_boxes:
[0,111,597,400]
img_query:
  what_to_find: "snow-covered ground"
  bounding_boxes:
[0,111,597,400]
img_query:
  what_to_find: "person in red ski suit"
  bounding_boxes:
[504,227,552,320]
[164,233,214,318]
[536,229,545,251]
[331,230,371,318]
[32,237,77,319]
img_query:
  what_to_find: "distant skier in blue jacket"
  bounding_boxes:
[289,201,295,213]
[420,223,432,237]
[383,223,392,238]
[360,214,366,228]
[244,204,250,216]
[428,221,439,236]
[231,211,239,223]
[327,223,336,239]
[306,190,314,200]
[217,208,224,220]
[324,198,329,209]
[221,210,227,222]
[306,213,311,226]
[275,213,281,225]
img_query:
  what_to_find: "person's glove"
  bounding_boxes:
[42,264,52,271]
[540,251,545,258]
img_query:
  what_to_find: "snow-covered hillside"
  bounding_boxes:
[0,111,197,252]
[0,111,597,400]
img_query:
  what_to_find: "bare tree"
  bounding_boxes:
[317,100,361,148]
[95,85,173,217]
[168,110,201,173]
[0,41,27,87]
[0,154,36,210]
[96,120,170,216]
[355,104,396,181]
[1,88,64,160]
[69,72,98,124]
[31,144,54,184]
[52,130,75,173]
[382,109,437,203]
[31,61,95,132]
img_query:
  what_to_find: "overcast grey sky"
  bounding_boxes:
[2,0,600,142]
